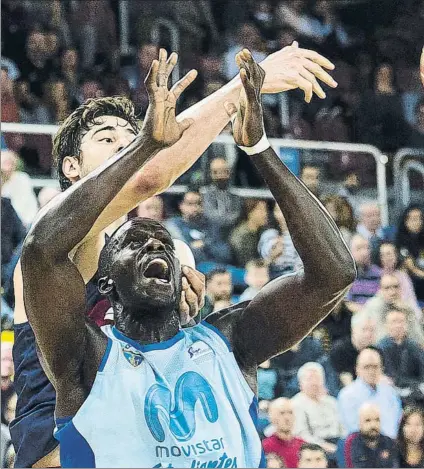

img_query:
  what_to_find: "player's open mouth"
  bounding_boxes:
[143,258,170,283]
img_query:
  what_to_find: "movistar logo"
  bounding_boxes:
[144,371,218,442]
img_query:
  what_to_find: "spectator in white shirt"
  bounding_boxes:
[292,362,344,458]
[1,150,38,227]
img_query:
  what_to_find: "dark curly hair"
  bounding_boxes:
[53,97,141,191]
[398,406,424,466]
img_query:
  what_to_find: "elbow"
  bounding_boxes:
[133,170,170,198]
[332,254,357,291]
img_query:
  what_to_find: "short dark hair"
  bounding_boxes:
[53,97,141,191]
[299,443,326,457]
[245,259,267,270]
[206,268,231,282]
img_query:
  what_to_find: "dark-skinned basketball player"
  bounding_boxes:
[20,50,356,468]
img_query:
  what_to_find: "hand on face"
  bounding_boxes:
[178,266,206,325]
[260,41,337,102]
[224,49,266,147]
[143,49,197,147]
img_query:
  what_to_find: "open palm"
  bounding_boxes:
[143,49,197,147]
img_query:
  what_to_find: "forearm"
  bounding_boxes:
[138,76,241,191]
[250,148,356,287]
[25,134,161,259]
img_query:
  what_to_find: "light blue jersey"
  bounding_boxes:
[55,322,265,468]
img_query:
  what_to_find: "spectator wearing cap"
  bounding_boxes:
[263,398,305,468]
[345,234,382,313]
[378,308,424,401]
[337,347,402,439]
[344,403,399,468]
[292,363,343,460]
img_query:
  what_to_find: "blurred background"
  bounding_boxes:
[1,1,424,468]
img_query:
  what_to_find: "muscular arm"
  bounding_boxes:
[21,133,163,379]
[208,51,355,366]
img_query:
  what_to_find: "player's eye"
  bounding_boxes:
[100,137,114,143]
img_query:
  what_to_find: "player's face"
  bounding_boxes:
[65,116,138,183]
[107,218,181,315]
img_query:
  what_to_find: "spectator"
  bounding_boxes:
[136,195,165,222]
[313,298,352,353]
[263,398,305,468]
[60,48,81,109]
[344,403,399,468]
[258,360,279,401]
[300,165,321,198]
[223,22,267,79]
[165,191,232,265]
[44,77,71,123]
[345,234,382,313]
[239,259,270,301]
[356,201,395,261]
[18,29,54,99]
[322,194,356,246]
[37,187,61,209]
[205,268,233,313]
[292,363,343,459]
[271,336,324,398]
[377,242,422,321]
[361,273,424,346]
[79,76,106,103]
[337,171,361,216]
[378,309,424,401]
[298,443,328,469]
[1,342,14,424]
[1,67,19,124]
[230,199,268,267]
[265,452,285,468]
[396,205,424,302]
[398,406,424,468]
[277,1,323,44]
[1,197,26,294]
[258,203,302,279]
[337,347,402,439]
[201,157,242,238]
[330,312,376,383]
[1,150,38,226]
[15,78,51,124]
[408,98,424,148]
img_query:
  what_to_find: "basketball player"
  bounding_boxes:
[20,50,355,468]
[12,42,338,468]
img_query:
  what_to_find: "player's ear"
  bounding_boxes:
[62,156,82,183]
[98,277,115,295]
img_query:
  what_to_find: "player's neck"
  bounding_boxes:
[115,309,180,345]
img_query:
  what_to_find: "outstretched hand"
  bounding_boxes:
[260,41,337,103]
[143,49,197,147]
[225,49,266,147]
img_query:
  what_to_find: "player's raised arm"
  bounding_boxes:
[210,50,356,366]
[20,52,195,382]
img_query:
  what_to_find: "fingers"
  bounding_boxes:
[157,48,168,87]
[301,57,338,89]
[182,276,200,320]
[182,266,205,310]
[421,47,424,87]
[240,49,265,94]
[165,52,178,79]
[178,290,191,326]
[296,74,313,103]
[170,69,198,100]
[299,68,326,99]
[144,59,159,93]
[179,118,194,132]
[299,48,335,70]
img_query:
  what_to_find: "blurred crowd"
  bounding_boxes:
[2,0,424,468]
[2,0,424,176]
